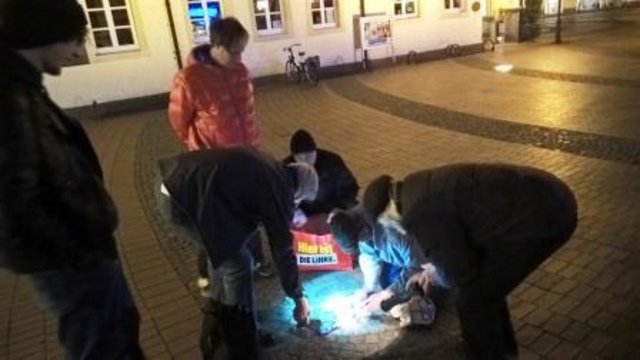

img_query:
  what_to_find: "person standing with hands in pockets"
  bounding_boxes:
[0,0,144,358]
[168,16,274,277]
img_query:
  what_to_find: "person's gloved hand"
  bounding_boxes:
[293,297,311,326]
[292,209,308,228]
[361,289,393,312]
[406,263,437,295]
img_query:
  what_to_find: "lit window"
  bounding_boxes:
[311,0,338,29]
[393,0,417,18]
[82,0,138,54]
[444,0,463,11]
[253,0,285,35]
[187,0,223,44]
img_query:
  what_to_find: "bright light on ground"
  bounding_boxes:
[320,293,370,331]
[278,271,391,335]
[494,64,514,73]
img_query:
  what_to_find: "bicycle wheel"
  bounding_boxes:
[482,39,495,52]
[449,44,461,57]
[304,62,320,86]
[285,61,300,83]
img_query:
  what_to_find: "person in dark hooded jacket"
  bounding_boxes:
[159,148,318,359]
[361,163,577,360]
[283,129,359,232]
[0,0,143,358]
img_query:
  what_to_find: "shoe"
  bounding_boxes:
[258,328,276,348]
[388,302,409,320]
[401,296,436,328]
[196,277,211,297]
[255,262,275,278]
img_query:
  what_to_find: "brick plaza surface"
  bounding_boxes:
[2,8,640,359]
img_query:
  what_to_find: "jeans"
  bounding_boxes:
[206,247,259,359]
[30,259,144,360]
[197,232,264,278]
[157,183,259,358]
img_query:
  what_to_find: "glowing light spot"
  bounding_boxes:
[320,293,370,331]
[494,64,514,73]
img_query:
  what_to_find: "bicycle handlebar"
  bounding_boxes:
[283,43,302,52]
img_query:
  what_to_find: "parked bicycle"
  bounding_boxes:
[283,43,320,86]
[444,43,462,57]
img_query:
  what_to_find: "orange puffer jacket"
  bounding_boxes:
[168,54,260,151]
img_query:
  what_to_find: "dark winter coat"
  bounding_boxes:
[0,46,119,273]
[159,148,303,299]
[397,163,577,289]
[284,149,358,215]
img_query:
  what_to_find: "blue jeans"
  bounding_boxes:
[30,259,144,360]
[198,232,264,278]
[207,247,255,312]
[206,247,259,359]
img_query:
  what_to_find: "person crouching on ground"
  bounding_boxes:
[283,129,359,232]
[328,207,449,327]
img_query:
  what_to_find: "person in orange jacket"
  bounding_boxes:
[168,17,273,282]
[167,16,275,355]
[168,17,260,151]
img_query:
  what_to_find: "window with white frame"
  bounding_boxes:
[253,0,284,35]
[393,0,417,18]
[187,0,223,44]
[444,0,463,11]
[311,0,337,29]
[82,0,138,54]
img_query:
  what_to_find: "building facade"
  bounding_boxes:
[48,0,487,109]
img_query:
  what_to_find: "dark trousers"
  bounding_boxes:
[456,213,577,360]
[30,259,144,360]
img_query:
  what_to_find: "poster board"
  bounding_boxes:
[291,214,355,272]
[359,15,393,50]
[293,231,356,271]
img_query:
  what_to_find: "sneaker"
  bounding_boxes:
[196,276,211,297]
[255,262,275,278]
[388,302,409,320]
[401,296,436,328]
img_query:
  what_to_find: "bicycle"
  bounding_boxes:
[283,44,320,86]
[444,43,462,57]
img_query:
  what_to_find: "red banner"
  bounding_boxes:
[292,231,356,271]
[291,214,356,271]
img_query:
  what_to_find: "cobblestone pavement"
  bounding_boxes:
[2,8,640,360]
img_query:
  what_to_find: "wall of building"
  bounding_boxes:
[48,0,486,109]
[46,2,180,109]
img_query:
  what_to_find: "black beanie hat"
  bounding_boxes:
[0,0,87,49]
[362,175,393,219]
[290,129,317,154]
[328,209,364,255]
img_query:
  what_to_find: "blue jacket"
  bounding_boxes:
[358,221,428,295]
